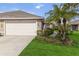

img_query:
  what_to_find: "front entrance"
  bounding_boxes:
[0,20,5,36]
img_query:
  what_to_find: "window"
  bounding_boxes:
[0,21,4,29]
[72,25,78,31]
[1,23,3,28]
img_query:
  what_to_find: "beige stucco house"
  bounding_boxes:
[0,10,44,36]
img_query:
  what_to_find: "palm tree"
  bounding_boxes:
[46,3,79,44]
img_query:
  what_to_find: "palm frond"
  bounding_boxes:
[46,3,79,24]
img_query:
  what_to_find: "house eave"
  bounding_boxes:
[0,17,44,20]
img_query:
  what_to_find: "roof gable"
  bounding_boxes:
[0,10,43,19]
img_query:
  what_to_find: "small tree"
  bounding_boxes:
[46,3,79,44]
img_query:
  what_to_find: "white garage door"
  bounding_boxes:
[6,20,37,35]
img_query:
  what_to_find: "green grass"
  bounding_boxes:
[19,32,79,56]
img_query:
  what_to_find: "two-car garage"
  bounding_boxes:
[5,20,37,36]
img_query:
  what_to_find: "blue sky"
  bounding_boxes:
[0,3,53,17]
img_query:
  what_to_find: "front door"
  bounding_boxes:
[0,20,4,36]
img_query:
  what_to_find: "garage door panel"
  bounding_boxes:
[6,22,37,35]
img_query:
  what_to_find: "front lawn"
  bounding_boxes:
[19,32,79,56]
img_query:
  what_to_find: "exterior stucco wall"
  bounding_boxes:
[0,20,5,36]
[37,20,42,30]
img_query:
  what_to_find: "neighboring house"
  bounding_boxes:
[70,20,79,31]
[0,10,44,36]
[43,19,79,31]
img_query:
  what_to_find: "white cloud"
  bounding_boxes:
[35,4,44,9]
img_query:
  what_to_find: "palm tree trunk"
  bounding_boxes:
[59,18,67,41]
[62,18,70,44]
[57,18,68,41]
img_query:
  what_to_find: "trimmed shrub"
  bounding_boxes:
[37,30,43,36]
[43,28,54,36]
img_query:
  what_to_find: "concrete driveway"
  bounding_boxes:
[0,35,35,56]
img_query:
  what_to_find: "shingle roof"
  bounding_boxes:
[0,10,43,19]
